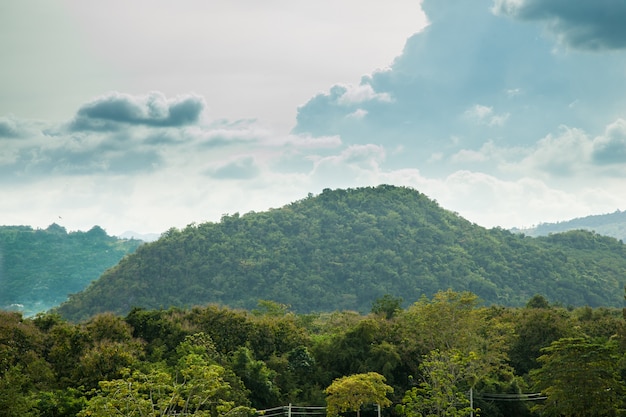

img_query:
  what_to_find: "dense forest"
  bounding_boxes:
[513,209,626,242]
[2,291,626,417]
[0,224,142,315]
[55,185,626,322]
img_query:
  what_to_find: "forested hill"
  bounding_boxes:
[55,185,626,321]
[0,224,142,315]
[512,210,626,242]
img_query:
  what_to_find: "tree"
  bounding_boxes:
[229,346,280,408]
[530,337,626,417]
[400,350,477,417]
[396,291,511,381]
[371,295,403,319]
[506,306,572,376]
[325,372,393,417]
[0,365,38,417]
[79,356,253,417]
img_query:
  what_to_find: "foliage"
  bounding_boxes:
[325,372,393,417]
[400,350,476,417]
[371,295,403,319]
[79,357,253,417]
[530,337,626,417]
[0,224,142,315]
[1,290,626,416]
[229,347,280,408]
[51,185,626,321]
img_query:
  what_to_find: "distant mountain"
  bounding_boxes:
[512,210,626,242]
[118,230,161,242]
[54,185,626,321]
[0,224,143,316]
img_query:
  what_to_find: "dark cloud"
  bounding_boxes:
[493,0,626,50]
[70,91,205,131]
[0,115,34,138]
[207,156,260,179]
[0,134,162,183]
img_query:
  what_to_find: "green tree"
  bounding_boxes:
[400,350,476,417]
[371,295,403,319]
[530,337,626,417]
[229,346,280,408]
[506,306,572,375]
[325,372,393,417]
[0,365,38,417]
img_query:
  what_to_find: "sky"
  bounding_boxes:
[2,0,626,237]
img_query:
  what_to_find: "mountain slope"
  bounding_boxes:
[0,224,143,315]
[55,185,626,321]
[512,210,626,242]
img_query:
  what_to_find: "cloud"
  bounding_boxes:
[516,127,593,176]
[463,104,510,127]
[0,115,25,138]
[337,83,392,106]
[207,156,260,180]
[292,0,626,191]
[70,91,206,131]
[346,109,368,120]
[310,144,386,186]
[0,115,43,138]
[498,119,626,178]
[492,0,626,50]
[1,92,347,184]
[592,118,626,164]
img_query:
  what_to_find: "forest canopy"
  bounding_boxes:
[2,291,626,417]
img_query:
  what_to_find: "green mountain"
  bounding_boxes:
[0,224,143,315]
[55,185,626,321]
[512,210,626,242]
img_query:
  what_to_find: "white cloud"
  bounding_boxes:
[4,0,626,238]
[592,118,626,165]
[511,126,592,177]
[0,1,427,132]
[337,84,392,106]
[463,104,510,127]
[346,109,369,120]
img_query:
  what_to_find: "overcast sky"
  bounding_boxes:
[2,0,626,236]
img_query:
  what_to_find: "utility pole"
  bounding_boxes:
[470,388,473,417]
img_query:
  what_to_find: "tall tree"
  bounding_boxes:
[530,337,626,417]
[400,350,476,417]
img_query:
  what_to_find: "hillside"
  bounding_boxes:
[512,210,626,242]
[0,224,143,315]
[55,185,626,321]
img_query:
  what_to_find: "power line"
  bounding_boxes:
[475,392,547,402]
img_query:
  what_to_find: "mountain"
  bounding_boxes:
[55,185,626,321]
[118,230,161,242]
[512,210,626,242]
[0,224,143,316]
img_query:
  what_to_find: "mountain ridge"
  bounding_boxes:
[0,224,142,316]
[512,210,626,242]
[54,185,626,321]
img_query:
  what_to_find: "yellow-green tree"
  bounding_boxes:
[78,354,253,417]
[325,372,393,417]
